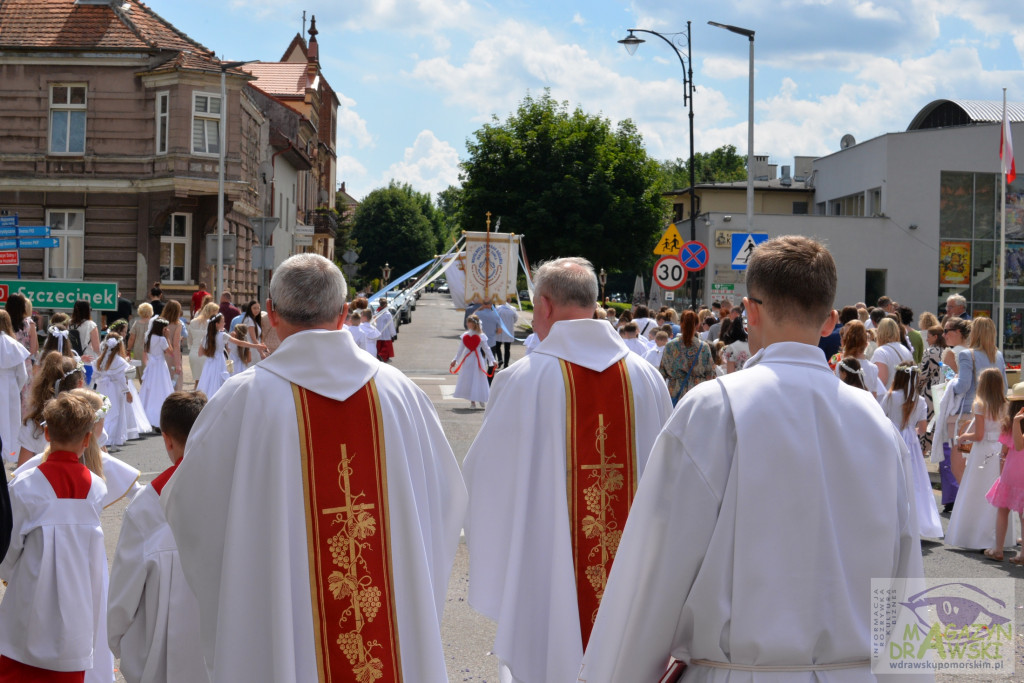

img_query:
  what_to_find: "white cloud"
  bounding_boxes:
[572,12,585,26]
[228,0,472,36]
[336,93,374,150]
[702,56,749,80]
[381,130,462,197]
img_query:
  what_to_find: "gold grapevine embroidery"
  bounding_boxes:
[579,414,625,624]
[325,445,386,683]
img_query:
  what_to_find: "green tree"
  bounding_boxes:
[657,144,748,191]
[351,181,438,278]
[459,91,666,271]
[436,185,464,249]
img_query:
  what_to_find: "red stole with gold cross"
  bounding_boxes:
[293,381,403,683]
[560,358,638,648]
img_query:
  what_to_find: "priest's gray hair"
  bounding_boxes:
[269,253,347,326]
[533,257,599,308]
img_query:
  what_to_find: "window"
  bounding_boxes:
[45,210,85,280]
[792,201,808,215]
[191,93,221,155]
[160,213,191,283]
[156,91,169,154]
[50,84,87,155]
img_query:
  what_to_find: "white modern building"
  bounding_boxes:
[691,99,1024,357]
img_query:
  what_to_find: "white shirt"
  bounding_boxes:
[357,321,381,355]
[0,460,107,672]
[163,328,467,683]
[579,342,924,682]
[108,476,208,683]
[463,318,673,683]
[495,303,519,343]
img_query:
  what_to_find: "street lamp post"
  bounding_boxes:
[708,21,755,231]
[599,268,607,304]
[381,262,392,288]
[216,60,255,301]
[619,23,698,310]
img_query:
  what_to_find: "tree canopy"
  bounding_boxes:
[350,181,440,278]
[459,91,666,271]
[657,144,748,191]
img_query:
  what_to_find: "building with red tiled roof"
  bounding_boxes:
[0,0,267,310]
[242,16,340,263]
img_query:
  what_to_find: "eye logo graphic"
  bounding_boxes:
[900,582,1010,645]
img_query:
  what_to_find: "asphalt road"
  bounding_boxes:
[6,292,1024,681]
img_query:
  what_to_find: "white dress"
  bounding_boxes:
[0,333,29,461]
[452,332,494,404]
[186,317,208,385]
[94,355,131,447]
[125,364,153,439]
[945,413,1013,549]
[881,392,943,538]
[227,343,247,376]
[140,335,174,427]
[196,331,230,398]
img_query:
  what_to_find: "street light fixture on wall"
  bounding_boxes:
[619,23,698,310]
[708,21,755,231]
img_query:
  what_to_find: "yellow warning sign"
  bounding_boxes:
[653,223,685,256]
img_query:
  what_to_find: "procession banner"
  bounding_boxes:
[463,232,519,305]
[447,253,467,310]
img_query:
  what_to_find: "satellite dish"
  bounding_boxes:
[257,161,274,185]
[840,134,856,150]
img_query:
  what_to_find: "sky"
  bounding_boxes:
[153,0,1024,203]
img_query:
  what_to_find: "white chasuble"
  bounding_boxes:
[163,328,466,683]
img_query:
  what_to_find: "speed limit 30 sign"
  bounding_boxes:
[653,256,687,290]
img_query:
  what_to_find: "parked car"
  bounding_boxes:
[389,290,414,324]
[437,282,450,294]
[518,289,530,302]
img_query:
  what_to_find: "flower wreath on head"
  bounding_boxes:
[53,358,86,397]
[837,359,864,376]
[93,395,111,423]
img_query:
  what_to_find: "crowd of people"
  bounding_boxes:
[0,241,1019,682]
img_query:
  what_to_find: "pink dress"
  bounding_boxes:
[987,432,1024,513]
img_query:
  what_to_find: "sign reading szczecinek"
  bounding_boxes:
[0,279,118,310]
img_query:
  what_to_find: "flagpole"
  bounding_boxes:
[1000,88,1008,353]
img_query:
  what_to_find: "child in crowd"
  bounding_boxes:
[0,311,29,463]
[618,322,648,356]
[140,318,175,427]
[0,392,108,683]
[227,323,251,375]
[39,323,75,360]
[358,309,381,356]
[643,330,669,369]
[947,367,1014,552]
[450,314,494,409]
[108,391,209,683]
[18,352,85,465]
[880,362,943,539]
[94,333,132,448]
[983,382,1024,564]
[837,358,869,392]
[196,314,266,398]
[345,311,366,349]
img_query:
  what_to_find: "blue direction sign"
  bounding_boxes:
[0,226,50,238]
[0,216,16,228]
[0,238,59,250]
[16,238,59,249]
[730,232,769,270]
[679,240,709,272]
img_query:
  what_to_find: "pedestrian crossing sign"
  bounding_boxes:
[730,232,769,270]
[653,223,685,256]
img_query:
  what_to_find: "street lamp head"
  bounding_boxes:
[707,21,755,39]
[618,31,645,55]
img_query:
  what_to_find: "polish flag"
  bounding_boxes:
[1002,104,1016,185]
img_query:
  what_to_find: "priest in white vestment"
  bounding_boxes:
[163,254,467,683]
[579,236,930,683]
[463,257,673,683]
